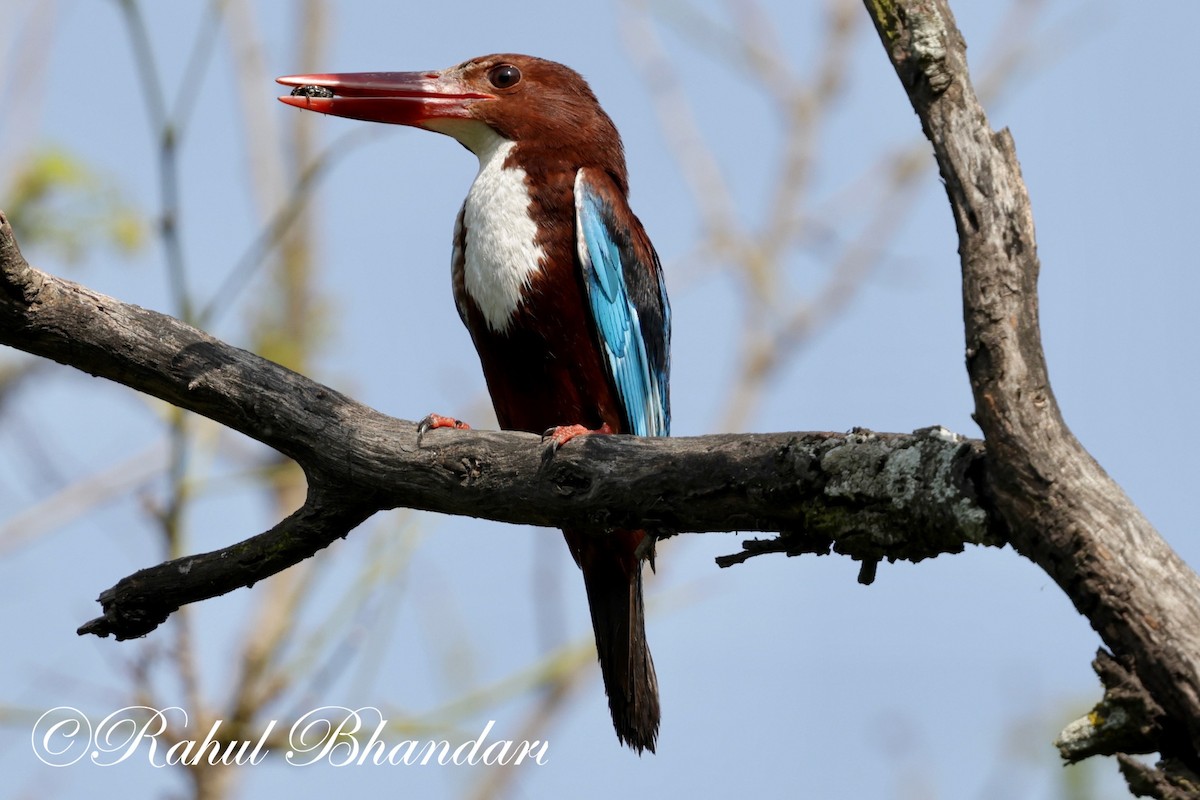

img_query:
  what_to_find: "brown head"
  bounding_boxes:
[278,54,628,190]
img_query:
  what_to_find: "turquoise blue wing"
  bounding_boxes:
[574,169,670,437]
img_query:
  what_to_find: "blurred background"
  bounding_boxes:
[1,1,1196,798]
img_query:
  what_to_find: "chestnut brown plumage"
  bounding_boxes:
[279,55,669,752]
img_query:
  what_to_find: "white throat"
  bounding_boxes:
[449,128,544,334]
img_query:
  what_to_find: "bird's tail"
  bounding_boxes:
[566,528,660,754]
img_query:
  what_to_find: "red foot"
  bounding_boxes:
[542,422,614,451]
[417,413,471,442]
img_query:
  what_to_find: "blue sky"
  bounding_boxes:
[1,1,1197,798]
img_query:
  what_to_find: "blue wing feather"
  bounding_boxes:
[574,170,670,437]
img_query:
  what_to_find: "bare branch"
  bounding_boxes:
[865,0,1200,786]
[77,499,374,641]
[0,210,1000,641]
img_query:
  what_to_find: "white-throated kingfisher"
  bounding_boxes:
[278,54,670,753]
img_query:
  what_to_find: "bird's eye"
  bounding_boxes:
[487,64,521,89]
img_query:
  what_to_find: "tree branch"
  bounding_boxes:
[75,499,375,641]
[866,0,1200,789]
[0,210,1001,641]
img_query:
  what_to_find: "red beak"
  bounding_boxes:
[276,71,491,126]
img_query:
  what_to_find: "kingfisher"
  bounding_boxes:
[278,54,670,753]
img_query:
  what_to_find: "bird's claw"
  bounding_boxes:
[417,413,471,445]
[540,422,614,458]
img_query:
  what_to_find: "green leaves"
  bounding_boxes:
[5,146,144,262]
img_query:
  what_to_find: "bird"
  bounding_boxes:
[278,54,670,753]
